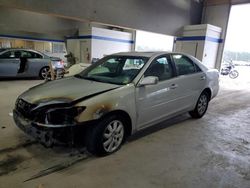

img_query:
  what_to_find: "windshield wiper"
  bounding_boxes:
[75,74,124,85]
[75,75,103,82]
[74,74,83,79]
[100,80,124,85]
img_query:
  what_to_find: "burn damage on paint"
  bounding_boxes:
[13,85,118,147]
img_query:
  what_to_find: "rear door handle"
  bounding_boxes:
[170,84,178,89]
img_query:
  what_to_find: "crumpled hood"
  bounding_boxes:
[19,77,120,105]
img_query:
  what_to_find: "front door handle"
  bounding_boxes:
[170,84,178,89]
[200,76,206,80]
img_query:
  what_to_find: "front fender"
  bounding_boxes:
[74,84,137,132]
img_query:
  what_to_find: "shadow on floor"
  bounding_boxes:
[0,77,42,81]
[129,114,190,142]
[0,113,192,182]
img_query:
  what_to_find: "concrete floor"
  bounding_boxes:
[0,75,250,188]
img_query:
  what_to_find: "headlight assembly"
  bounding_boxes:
[45,106,86,125]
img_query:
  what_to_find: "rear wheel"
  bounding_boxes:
[86,115,126,156]
[39,66,50,79]
[189,92,209,118]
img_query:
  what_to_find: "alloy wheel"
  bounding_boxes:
[197,94,208,115]
[40,67,50,79]
[103,120,124,153]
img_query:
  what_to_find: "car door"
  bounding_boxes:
[136,55,184,129]
[0,50,20,77]
[171,54,206,108]
[17,50,46,77]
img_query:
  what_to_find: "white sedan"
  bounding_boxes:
[0,48,63,79]
[13,52,219,156]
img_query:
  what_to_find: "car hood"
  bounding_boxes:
[19,77,120,105]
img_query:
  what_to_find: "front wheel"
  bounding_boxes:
[229,70,239,79]
[189,92,209,118]
[86,115,126,156]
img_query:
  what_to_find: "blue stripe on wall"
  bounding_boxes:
[67,35,134,44]
[176,36,223,43]
[176,36,206,41]
[0,34,64,43]
[206,36,223,43]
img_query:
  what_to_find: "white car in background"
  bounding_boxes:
[13,52,219,156]
[0,48,64,79]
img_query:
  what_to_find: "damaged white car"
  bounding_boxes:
[13,52,219,155]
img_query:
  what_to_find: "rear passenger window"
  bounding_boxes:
[32,52,43,59]
[172,55,196,76]
[20,51,43,59]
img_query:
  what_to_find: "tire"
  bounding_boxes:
[229,70,239,79]
[39,66,50,80]
[55,68,65,79]
[86,115,126,156]
[189,92,209,119]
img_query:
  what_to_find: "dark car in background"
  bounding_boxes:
[0,48,64,79]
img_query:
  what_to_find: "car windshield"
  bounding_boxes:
[75,55,149,85]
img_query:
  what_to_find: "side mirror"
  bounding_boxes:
[139,76,159,86]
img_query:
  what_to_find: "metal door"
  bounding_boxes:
[135,55,183,129]
[0,50,19,77]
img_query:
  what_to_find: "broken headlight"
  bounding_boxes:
[45,106,86,125]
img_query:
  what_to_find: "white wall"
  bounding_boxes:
[175,24,222,69]
[202,4,231,69]
[175,40,205,61]
[80,39,92,63]
[66,39,81,62]
[202,41,220,68]
[66,26,133,64]
[91,27,133,59]
[67,39,92,64]
[135,30,174,52]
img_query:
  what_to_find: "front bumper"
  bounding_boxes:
[13,110,77,147]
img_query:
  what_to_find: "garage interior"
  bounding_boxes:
[0,0,249,188]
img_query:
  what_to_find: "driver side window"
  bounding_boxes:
[144,56,173,81]
[172,54,196,76]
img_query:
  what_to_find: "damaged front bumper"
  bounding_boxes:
[13,109,80,147]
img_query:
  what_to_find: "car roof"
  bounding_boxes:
[113,51,172,57]
[113,51,208,70]
[0,48,39,51]
[0,48,46,56]
[111,51,202,62]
